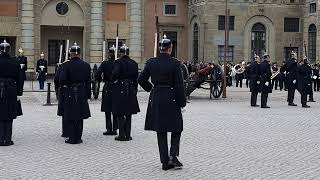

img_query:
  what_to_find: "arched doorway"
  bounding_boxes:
[251,23,266,59]
[40,0,84,71]
[308,24,316,63]
[193,23,199,63]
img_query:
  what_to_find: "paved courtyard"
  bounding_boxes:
[1,84,320,179]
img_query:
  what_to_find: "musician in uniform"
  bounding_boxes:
[245,62,251,88]
[111,44,140,141]
[16,48,27,89]
[249,55,260,107]
[284,52,298,106]
[312,64,319,92]
[36,52,48,90]
[260,54,272,108]
[59,43,91,144]
[271,63,279,90]
[297,57,312,108]
[235,61,245,88]
[95,45,118,136]
[279,61,287,91]
[0,40,23,146]
[138,35,186,170]
[308,63,316,102]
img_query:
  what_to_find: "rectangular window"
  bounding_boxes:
[218,45,234,62]
[164,4,177,16]
[106,3,127,21]
[310,3,316,13]
[48,40,66,66]
[218,16,235,31]
[163,31,178,58]
[0,0,18,17]
[284,18,299,32]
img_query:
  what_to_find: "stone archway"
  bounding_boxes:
[243,15,275,61]
[40,0,85,71]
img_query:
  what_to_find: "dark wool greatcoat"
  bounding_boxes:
[17,55,27,80]
[249,61,261,93]
[284,58,298,89]
[0,53,23,120]
[297,63,312,94]
[54,64,66,116]
[111,55,140,115]
[59,57,91,121]
[36,59,48,81]
[259,60,272,93]
[138,53,186,132]
[95,58,115,112]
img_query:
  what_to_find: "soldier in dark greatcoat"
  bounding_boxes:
[95,45,118,136]
[138,35,186,170]
[284,52,298,106]
[249,55,261,107]
[59,43,91,144]
[111,44,140,141]
[16,48,27,89]
[259,54,272,108]
[36,52,48,90]
[54,61,69,138]
[0,40,23,146]
[297,57,312,108]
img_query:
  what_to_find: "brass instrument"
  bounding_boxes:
[271,69,280,80]
[233,63,245,74]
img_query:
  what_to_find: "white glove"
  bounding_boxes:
[265,82,269,86]
[17,96,21,101]
[257,81,260,84]
[45,73,48,75]
[293,80,296,84]
[313,76,317,80]
[181,107,186,113]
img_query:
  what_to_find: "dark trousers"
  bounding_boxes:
[0,120,13,141]
[261,92,269,107]
[236,78,243,88]
[301,92,307,106]
[117,115,132,138]
[251,91,258,106]
[39,79,45,90]
[157,132,181,164]
[309,90,314,101]
[314,79,320,91]
[105,112,117,131]
[62,116,69,137]
[287,88,295,103]
[272,79,279,90]
[279,78,285,90]
[68,120,83,141]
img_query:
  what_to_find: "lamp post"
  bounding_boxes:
[222,0,229,98]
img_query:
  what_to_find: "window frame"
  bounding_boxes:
[218,45,234,62]
[163,2,177,16]
[309,3,317,14]
[284,18,300,32]
[218,15,235,31]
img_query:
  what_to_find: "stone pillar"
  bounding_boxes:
[90,0,104,64]
[129,0,143,63]
[21,0,35,70]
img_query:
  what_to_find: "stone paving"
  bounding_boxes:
[1,85,320,179]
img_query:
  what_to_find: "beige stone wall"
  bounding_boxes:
[189,1,304,64]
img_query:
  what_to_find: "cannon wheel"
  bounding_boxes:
[210,81,223,98]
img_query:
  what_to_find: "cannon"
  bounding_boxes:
[183,64,224,99]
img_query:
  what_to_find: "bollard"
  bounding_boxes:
[46,82,52,105]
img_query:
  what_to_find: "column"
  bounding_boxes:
[21,0,35,70]
[129,0,143,62]
[90,0,104,63]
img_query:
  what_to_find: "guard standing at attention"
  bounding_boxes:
[259,53,272,108]
[36,52,48,90]
[138,35,186,170]
[59,43,91,144]
[284,52,298,106]
[95,45,118,136]
[249,55,261,107]
[0,40,23,146]
[16,48,27,89]
[111,44,140,141]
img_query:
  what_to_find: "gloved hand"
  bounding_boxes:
[181,107,186,113]
[293,80,296,84]
[17,96,21,101]
[265,82,269,86]
[257,81,260,84]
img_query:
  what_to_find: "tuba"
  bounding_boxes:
[233,63,245,74]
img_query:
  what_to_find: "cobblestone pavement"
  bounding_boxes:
[1,86,320,180]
